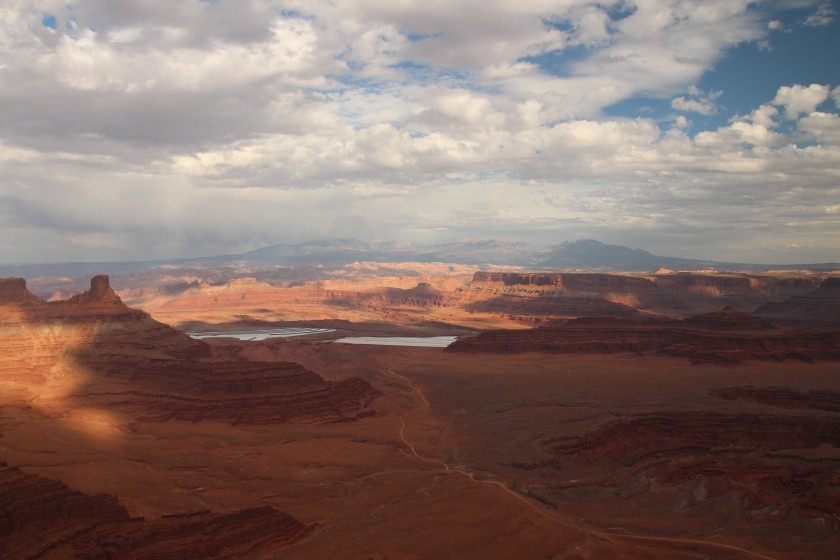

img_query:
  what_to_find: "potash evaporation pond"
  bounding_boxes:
[334,336,458,347]
[188,327,335,341]
[188,328,457,347]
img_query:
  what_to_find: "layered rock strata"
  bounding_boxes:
[450,271,826,320]
[515,412,840,532]
[709,386,840,412]
[0,276,379,424]
[755,277,840,326]
[0,461,312,559]
[448,307,840,363]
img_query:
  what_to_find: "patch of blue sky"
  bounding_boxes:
[392,60,442,82]
[605,2,637,22]
[543,17,574,33]
[41,14,57,30]
[604,96,688,126]
[606,6,839,135]
[405,31,442,43]
[391,60,474,86]
[518,45,591,77]
[278,8,315,21]
[698,11,840,122]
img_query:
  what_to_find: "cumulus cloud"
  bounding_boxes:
[671,86,722,115]
[773,84,831,119]
[0,0,838,264]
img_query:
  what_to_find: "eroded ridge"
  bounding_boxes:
[710,386,840,412]
[520,412,840,534]
[0,461,312,559]
[0,276,379,425]
[448,307,840,363]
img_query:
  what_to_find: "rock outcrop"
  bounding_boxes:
[709,386,840,412]
[755,277,840,327]
[447,307,840,363]
[0,276,379,424]
[517,413,840,531]
[0,278,41,304]
[449,271,826,321]
[0,461,312,559]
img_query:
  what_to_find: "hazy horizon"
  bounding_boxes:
[2,236,839,268]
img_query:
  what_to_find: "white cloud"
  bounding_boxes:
[671,87,722,115]
[773,84,831,119]
[804,2,835,26]
[0,1,838,264]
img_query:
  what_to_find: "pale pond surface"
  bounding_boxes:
[189,328,335,341]
[188,329,458,347]
[334,336,458,348]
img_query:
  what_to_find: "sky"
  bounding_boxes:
[1,0,839,265]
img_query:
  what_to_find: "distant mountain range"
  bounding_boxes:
[242,238,838,272]
[1,239,838,278]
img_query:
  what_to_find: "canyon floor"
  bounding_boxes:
[2,271,839,558]
[3,342,839,558]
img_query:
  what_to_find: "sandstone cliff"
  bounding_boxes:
[755,277,840,327]
[449,271,825,321]
[517,411,840,533]
[448,307,840,363]
[0,276,379,424]
[0,461,312,559]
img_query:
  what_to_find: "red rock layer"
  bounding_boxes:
[0,461,312,559]
[709,386,840,412]
[447,308,840,363]
[518,413,840,532]
[0,278,41,304]
[452,272,644,319]
[755,277,840,327]
[76,362,380,425]
[0,276,379,424]
[451,271,825,319]
[330,282,446,308]
[546,413,840,465]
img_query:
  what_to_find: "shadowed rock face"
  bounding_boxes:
[447,308,840,363]
[0,461,312,559]
[519,412,840,532]
[709,386,840,412]
[546,413,840,465]
[756,277,840,327]
[0,278,41,303]
[682,306,775,330]
[0,276,379,424]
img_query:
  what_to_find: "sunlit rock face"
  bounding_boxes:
[448,271,825,321]
[452,272,644,319]
[0,276,379,424]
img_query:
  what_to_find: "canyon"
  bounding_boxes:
[2,268,839,558]
[76,268,834,334]
[447,307,840,363]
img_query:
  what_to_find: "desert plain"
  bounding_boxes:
[1,266,840,559]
